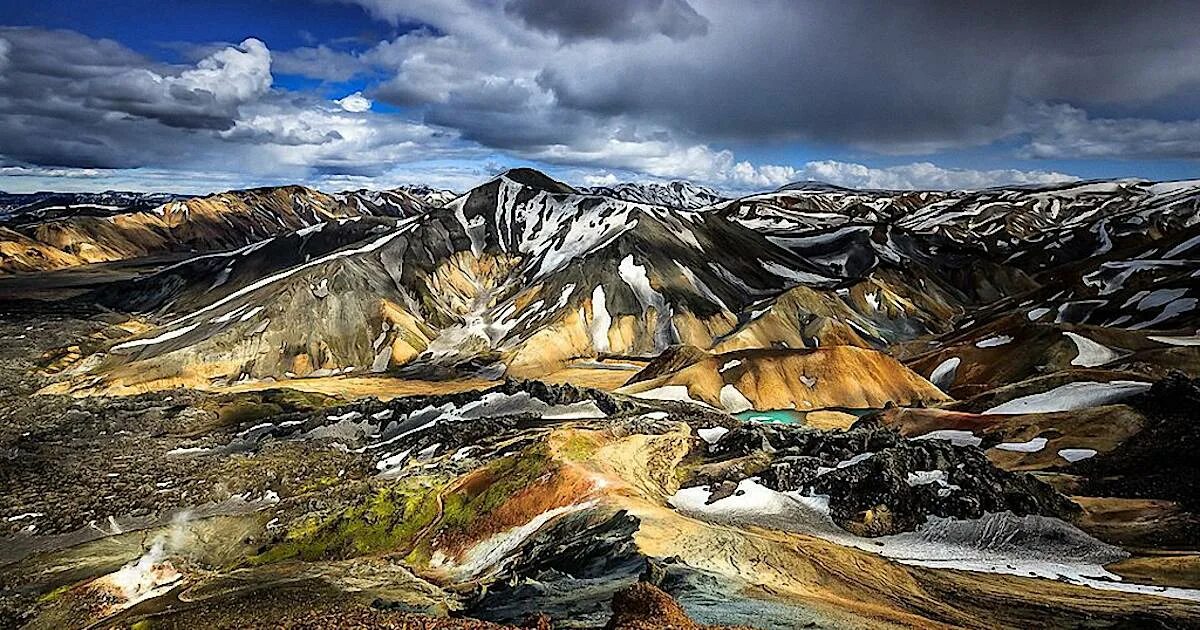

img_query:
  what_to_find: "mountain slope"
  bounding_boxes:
[51,170,965,391]
[581,180,727,209]
[0,185,453,274]
[42,172,1200,397]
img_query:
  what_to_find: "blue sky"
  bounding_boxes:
[1,1,1198,194]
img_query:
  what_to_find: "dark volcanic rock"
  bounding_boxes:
[468,509,645,627]
[707,423,1076,537]
[809,443,1077,537]
[1075,371,1200,511]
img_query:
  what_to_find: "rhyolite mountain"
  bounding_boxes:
[0,185,455,273]
[46,169,975,394]
[5,169,1200,629]
[18,170,1196,406]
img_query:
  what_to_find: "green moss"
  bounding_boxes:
[265,388,339,411]
[439,444,554,531]
[217,401,282,426]
[558,433,599,462]
[130,621,154,630]
[205,389,340,429]
[37,584,72,604]
[297,475,343,494]
[249,476,443,565]
[248,443,559,568]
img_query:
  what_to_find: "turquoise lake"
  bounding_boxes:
[735,408,879,425]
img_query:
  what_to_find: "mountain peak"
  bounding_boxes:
[775,180,856,193]
[498,168,576,193]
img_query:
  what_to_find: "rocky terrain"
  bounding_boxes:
[2,172,1199,628]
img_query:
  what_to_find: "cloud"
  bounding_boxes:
[513,136,1075,192]
[86,38,272,130]
[345,0,1200,162]
[0,27,471,185]
[336,91,373,112]
[793,160,1076,191]
[1020,103,1200,160]
[3,5,1193,197]
[504,0,708,42]
[582,172,620,186]
[534,1,1200,152]
[272,44,371,82]
[0,36,10,76]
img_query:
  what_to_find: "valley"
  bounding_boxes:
[2,171,1199,629]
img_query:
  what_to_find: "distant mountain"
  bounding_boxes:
[581,180,727,209]
[17,169,1200,403]
[0,190,187,225]
[62,169,968,393]
[776,180,858,192]
[392,184,458,207]
[0,185,452,273]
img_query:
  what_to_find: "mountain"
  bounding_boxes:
[37,171,1200,400]
[581,180,727,209]
[617,344,949,413]
[0,185,454,274]
[49,169,985,394]
[0,190,186,225]
[5,169,1200,629]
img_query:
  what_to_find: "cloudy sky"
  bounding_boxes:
[2,0,1199,195]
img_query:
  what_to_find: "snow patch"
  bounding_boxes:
[984,381,1151,414]
[718,383,754,413]
[993,437,1049,453]
[589,285,611,353]
[1064,332,1119,367]
[1058,448,1099,463]
[541,400,607,420]
[112,323,201,351]
[975,335,1013,348]
[913,429,982,447]
[929,357,960,390]
[697,426,730,444]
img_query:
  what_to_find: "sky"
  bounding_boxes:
[1,0,1199,195]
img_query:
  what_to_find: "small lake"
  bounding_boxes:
[735,409,806,424]
[736,408,880,426]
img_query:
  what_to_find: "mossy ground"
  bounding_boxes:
[555,431,602,462]
[249,443,560,568]
[250,476,445,564]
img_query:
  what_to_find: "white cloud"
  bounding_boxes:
[0,37,10,76]
[582,172,620,186]
[1,19,1169,197]
[520,133,1075,192]
[174,38,272,105]
[336,91,372,113]
[795,160,1076,191]
[1020,103,1200,160]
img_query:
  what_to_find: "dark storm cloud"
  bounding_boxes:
[346,0,1200,168]
[504,0,708,42]
[0,28,272,163]
[4,0,1199,193]
[0,28,276,168]
[534,0,1200,152]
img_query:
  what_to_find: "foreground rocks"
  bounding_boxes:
[697,422,1076,536]
[606,583,752,630]
[1074,371,1200,511]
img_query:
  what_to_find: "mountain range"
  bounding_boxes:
[2,170,1200,628]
